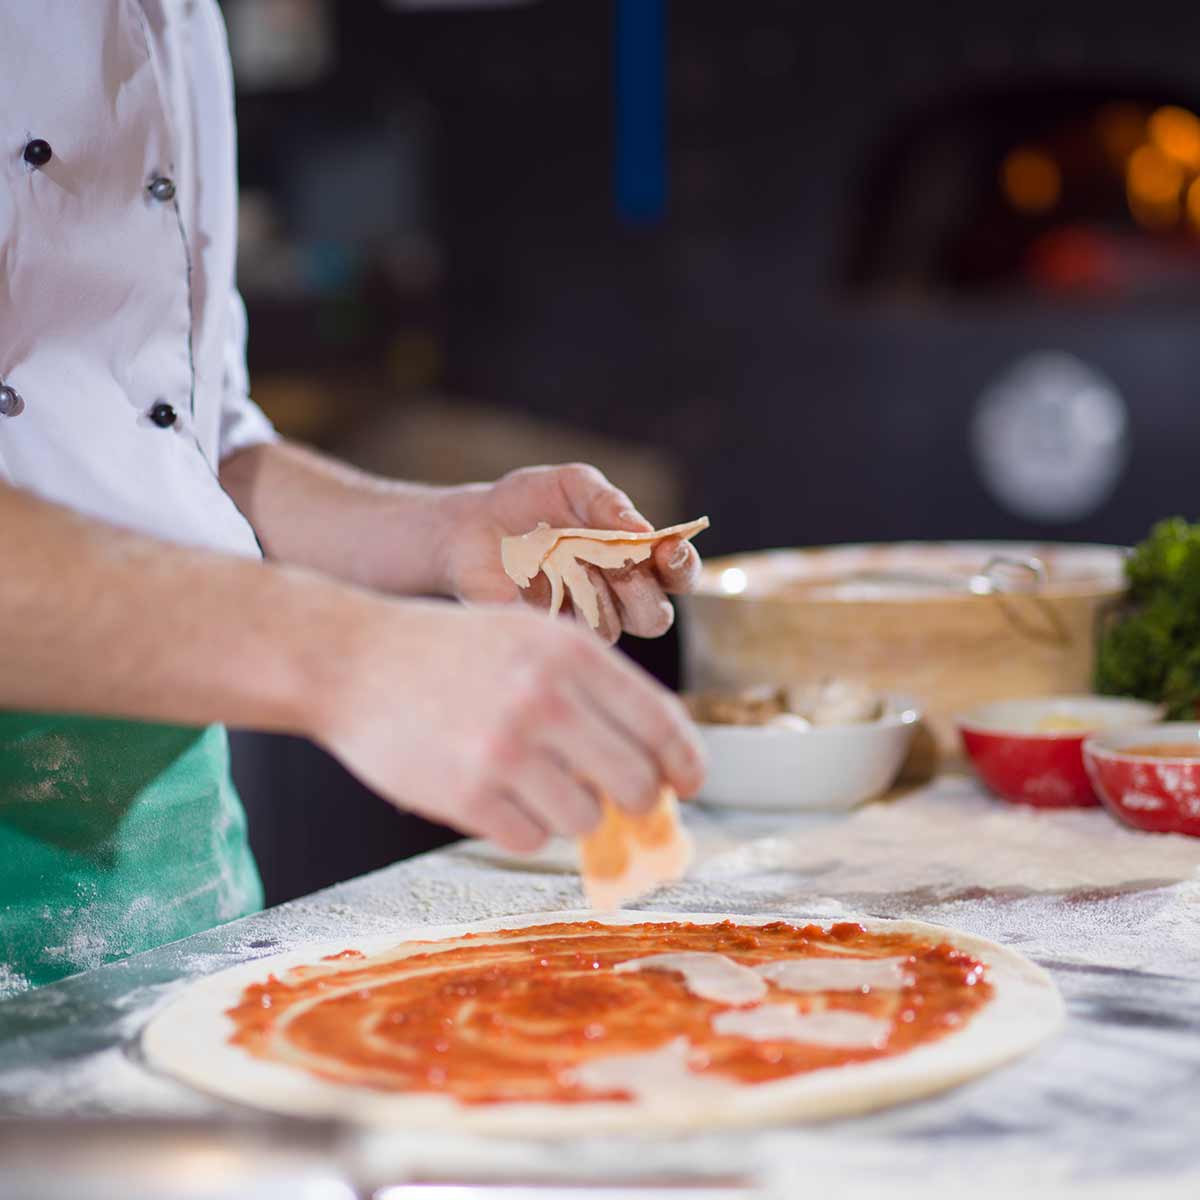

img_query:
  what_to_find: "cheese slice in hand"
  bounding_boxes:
[579,785,693,910]
[501,517,710,631]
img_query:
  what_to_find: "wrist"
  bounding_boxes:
[285,575,391,742]
[355,482,487,598]
[421,482,489,598]
[292,583,451,749]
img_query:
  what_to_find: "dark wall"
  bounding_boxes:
[228,0,1200,902]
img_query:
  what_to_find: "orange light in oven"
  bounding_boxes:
[1148,105,1200,170]
[1127,143,1184,229]
[1000,146,1061,215]
[1096,102,1147,168]
[1187,177,1200,232]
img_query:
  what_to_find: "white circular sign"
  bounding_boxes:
[971,352,1130,524]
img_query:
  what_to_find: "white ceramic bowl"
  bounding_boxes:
[695,698,921,812]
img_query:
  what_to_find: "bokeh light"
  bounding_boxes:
[1095,102,1147,168]
[1187,177,1200,233]
[720,567,748,595]
[1148,105,1200,171]
[1000,147,1062,215]
[1126,143,1184,230]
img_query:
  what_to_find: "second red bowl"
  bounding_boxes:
[1084,724,1200,835]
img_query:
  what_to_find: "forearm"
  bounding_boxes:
[220,440,477,596]
[0,481,379,734]
[0,483,706,851]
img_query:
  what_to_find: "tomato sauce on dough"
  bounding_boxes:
[226,920,992,1106]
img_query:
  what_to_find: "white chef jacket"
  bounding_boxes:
[0,0,276,557]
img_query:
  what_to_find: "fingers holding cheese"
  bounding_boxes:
[652,536,702,595]
[570,648,707,803]
[457,785,550,853]
[582,565,625,645]
[501,517,709,637]
[555,462,654,535]
[510,750,603,838]
[539,679,664,816]
[605,561,676,639]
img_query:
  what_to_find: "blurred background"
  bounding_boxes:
[224,0,1200,903]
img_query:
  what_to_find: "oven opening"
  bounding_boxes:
[846,82,1200,304]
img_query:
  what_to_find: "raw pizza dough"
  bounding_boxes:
[501,517,709,630]
[141,910,1062,1137]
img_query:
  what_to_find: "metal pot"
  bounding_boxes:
[678,541,1127,758]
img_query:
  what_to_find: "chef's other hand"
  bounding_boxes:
[314,603,706,852]
[439,463,702,645]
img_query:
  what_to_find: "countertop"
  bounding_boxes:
[2,775,1200,1198]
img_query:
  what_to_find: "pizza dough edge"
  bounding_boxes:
[139,909,1064,1137]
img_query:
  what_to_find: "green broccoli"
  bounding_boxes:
[1096,518,1200,718]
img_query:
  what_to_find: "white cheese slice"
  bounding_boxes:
[501,517,709,630]
[580,787,692,911]
[614,951,767,1005]
[755,957,912,993]
[711,1004,891,1049]
[571,1037,732,1101]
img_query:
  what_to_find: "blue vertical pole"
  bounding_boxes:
[615,0,666,225]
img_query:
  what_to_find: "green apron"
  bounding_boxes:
[0,713,263,996]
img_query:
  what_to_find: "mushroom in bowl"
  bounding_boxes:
[685,682,920,813]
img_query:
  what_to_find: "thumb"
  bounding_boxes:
[558,464,653,533]
[456,566,522,606]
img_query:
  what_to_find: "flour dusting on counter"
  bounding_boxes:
[697,777,1200,894]
[3,776,1200,1195]
[0,964,31,1000]
[673,776,1200,976]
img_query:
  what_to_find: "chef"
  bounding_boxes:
[0,2,705,995]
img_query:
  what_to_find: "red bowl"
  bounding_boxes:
[1084,724,1200,836]
[956,697,1165,808]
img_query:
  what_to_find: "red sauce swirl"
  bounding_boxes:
[227,920,991,1106]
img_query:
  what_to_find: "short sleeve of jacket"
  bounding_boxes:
[219,288,278,461]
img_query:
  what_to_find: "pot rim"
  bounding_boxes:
[693,540,1129,605]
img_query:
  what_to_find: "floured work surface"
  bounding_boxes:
[690,775,1200,978]
[458,774,1200,976]
[1,776,1199,1195]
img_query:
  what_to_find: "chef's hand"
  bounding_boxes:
[314,602,705,851]
[437,464,702,644]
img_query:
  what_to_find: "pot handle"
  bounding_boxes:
[975,555,1047,594]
